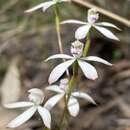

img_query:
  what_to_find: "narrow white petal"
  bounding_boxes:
[25,1,55,13]
[82,56,112,66]
[49,59,75,84]
[78,60,98,80]
[4,102,34,109]
[68,97,79,117]
[72,92,96,104]
[28,88,43,96]
[45,85,64,93]
[75,24,91,40]
[96,22,121,30]
[42,1,55,12]
[7,107,37,128]
[61,20,87,25]
[45,54,73,62]
[38,106,51,129]
[94,25,119,41]
[44,94,64,110]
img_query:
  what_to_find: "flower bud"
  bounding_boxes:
[28,88,44,105]
[87,8,99,24]
[71,40,84,58]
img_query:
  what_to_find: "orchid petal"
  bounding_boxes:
[7,107,37,128]
[49,59,75,84]
[82,56,112,66]
[61,20,87,25]
[4,102,34,109]
[38,106,51,129]
[72,92,96,104]
[94,25,119,41]
[45,54,73,62]
[96,22,121,30]
[68,97,79,117]
[44,94,64,110]
[78,60,98,80]
[28,88,43,96]
[42,1,56,12]
[45,85,64,93]
[25,1,55,13]
[75,24,91,39]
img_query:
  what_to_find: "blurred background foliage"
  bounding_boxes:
[0,0,130,130]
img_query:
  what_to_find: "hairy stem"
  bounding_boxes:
[59,96,68,130]
[54,4,70,130]
[59,61,78,130]
[83,32,90,57]
[54,4,70,77]
[59,32,91,130]
[67,61,78,101]
[54,4,64,54]
[60,33,91,129]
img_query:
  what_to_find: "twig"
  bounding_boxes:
[71,0,130,27]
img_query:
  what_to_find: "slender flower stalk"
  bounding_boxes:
[59,63,78,130]
[83,32,91,57]
[54,5,70,126]
[54,4,70,78]
[60,33,91,129]
[54,4,64,54]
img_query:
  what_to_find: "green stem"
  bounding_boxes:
[59,33,91,130]
[59,32,91,130]
[54,4,70,130]
[67,61,78,102]
[59,61,78,130]
[59,96,68,130]
[54,4,64,54]
[83,33,90,57]
[54,4,70,77]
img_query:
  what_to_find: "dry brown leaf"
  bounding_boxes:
[0,59,21,104]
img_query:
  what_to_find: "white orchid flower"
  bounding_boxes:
[45,78,96,117]
[45,40,112,84]
[61,8,120,40]
[25,0,70,13]
[4,88,53,129]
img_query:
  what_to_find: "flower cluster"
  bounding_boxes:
[4,1,120,130]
